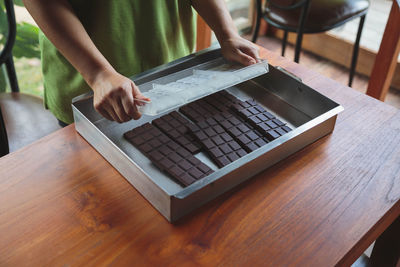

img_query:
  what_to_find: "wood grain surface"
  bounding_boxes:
[0,48,399,267]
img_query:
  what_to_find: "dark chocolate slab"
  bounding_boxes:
[188,119,247,168]
[124,123,213,187]
[125,91,294,183]
[152,111,202,154]
[179,100,217,123]
[231,100,292,141]
[214,111,270,153]
[179,90,239,122]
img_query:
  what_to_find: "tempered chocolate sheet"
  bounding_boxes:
[213,111,270,153]
[231,100,292,140]
[152,111,202,154]
[124,90,296,187]
[179,91,239,122]
[187,118,247,168]
[124,123,213,186]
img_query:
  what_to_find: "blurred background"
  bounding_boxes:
[2,0,399,107]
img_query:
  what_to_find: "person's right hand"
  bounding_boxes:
[91,69,150,123]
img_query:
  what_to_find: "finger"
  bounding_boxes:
[241,45,260,62]
[130,82,144,120]
[121,86,139,119]
[131,82,150,101]
[113,97,131,122]
[97,107,114,121]
[94,100,115,121]
[103,103,121,123]
[231,49,257,66]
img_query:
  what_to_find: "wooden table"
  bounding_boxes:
[1,48,399,267]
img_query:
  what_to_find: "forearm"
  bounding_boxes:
[192,0,259,66]
[191,0,239,43]
[23,0,114,87]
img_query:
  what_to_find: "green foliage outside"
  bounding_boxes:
[0,0,42,96]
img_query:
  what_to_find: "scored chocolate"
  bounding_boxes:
[152,111,202,154]
[125,91,294,177]
[202,91,240,112]
[187,118,247,168]
[231,100,292,141]
[179,91,239,123]
[214,112,270,153]
[124,123,213,187]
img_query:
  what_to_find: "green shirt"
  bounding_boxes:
[40,0,196,124]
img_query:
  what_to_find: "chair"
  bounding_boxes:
[0,0,60,157]
[252,0,370,87]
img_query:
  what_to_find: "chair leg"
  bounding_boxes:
[349,15,366,87]
[282,30,288,57]
[5,55,19,93]
[0,107,9,157]
[251,0,263,43]
[294,32,303,63]
[294,0,311,63]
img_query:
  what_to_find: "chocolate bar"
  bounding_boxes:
[214,112,270,153]
[124,91,294,182]
[124,123,213,186]
[231,100,292,141]
[202,91,240,112]
[180,91,239,122]
[187,118,247,168]
[152,111,201,154]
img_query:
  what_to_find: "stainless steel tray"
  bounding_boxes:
[72,48,343,222]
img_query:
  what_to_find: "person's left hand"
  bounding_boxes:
[220,35,260,66]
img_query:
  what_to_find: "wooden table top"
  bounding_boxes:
[1,48,399,267]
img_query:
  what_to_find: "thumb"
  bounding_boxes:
[131,81,151,105]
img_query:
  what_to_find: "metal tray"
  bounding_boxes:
[72,48,343,222]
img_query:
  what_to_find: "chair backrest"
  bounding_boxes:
[0,0,19,92]
[0,0,18,156]
[266,0,309,11]
[0,0,16,64]
[0,108,8,156]
[262,0,312,33]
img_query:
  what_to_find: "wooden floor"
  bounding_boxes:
[248,35,400,109]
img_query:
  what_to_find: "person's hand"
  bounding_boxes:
[220,35,260,66]
[91,69,150,123]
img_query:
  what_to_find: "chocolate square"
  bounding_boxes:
[179,160,192,171]
[227,152,239,162]
[189,168,203,179]
[221,133,233,142]
[275,128,287,136]
[282,125,292,132]
[237,135,251,145]
[266,130,280,140]
[273,119,285,127]
[203,139,215,149]
[220,143,232,154]
[216,156,230,167]
[210,147,223,157]
[212,136,224,146]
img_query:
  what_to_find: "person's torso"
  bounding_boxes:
[40,0,196,123]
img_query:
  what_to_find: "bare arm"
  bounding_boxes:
[191,0,259,65]
[23,0,148,122]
